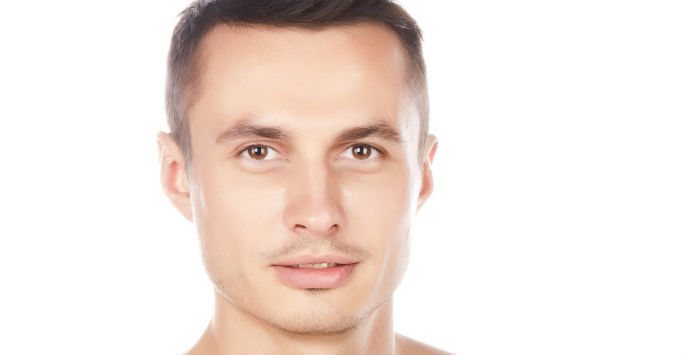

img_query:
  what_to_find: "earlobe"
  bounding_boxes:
[416,134,438,212]
[157,132,194,222]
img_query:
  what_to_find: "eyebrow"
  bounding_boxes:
[214,118,404,145]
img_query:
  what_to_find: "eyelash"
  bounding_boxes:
[236,143,386,161]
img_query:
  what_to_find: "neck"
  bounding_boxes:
[190,291,396,355]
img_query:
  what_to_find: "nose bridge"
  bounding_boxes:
[283,156,344,236]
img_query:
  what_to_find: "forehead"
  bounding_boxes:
[188,22,416,139]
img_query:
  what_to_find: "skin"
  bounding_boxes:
[157,22,446,355]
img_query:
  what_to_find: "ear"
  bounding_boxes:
[416,134,439,212]
[157,132,194,222]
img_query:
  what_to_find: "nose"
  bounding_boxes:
[283,160,345,237]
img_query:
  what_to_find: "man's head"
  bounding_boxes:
[157,0,438,336]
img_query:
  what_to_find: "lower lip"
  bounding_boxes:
[273,263,358,289]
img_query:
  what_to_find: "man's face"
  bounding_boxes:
[161,23,436,335]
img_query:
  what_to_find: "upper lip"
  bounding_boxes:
[272,254,360,266]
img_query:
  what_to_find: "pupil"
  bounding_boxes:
[250,145,266,159]
[353,145,370,159]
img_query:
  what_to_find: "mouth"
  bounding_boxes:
[286,262,344,269]
[271,257,360,289]
[272,254,360,267]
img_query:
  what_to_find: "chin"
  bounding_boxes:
[268,314,362,336]
[258,289,392,337]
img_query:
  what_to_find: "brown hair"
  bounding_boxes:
[166,0,429,175]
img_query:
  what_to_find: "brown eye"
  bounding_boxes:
[351,144,372,160]
[247,145,269,160]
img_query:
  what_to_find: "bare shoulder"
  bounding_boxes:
[395,333,454,355]
[184,323,217,355]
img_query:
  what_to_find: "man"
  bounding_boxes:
[156,0,446,353]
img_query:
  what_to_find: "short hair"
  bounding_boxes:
[166,0,429,175]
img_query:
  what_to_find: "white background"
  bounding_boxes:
[0,1,683,354]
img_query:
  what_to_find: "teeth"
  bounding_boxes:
[292,262,339,269]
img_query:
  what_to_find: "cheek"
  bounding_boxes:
[192,169,283,275]
[341,170,413,296]
[342,165,414,256]
[345,162,413,221]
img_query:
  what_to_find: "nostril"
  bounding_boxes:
[293,224,340,235]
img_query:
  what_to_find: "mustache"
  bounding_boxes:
[261,235,370,261]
